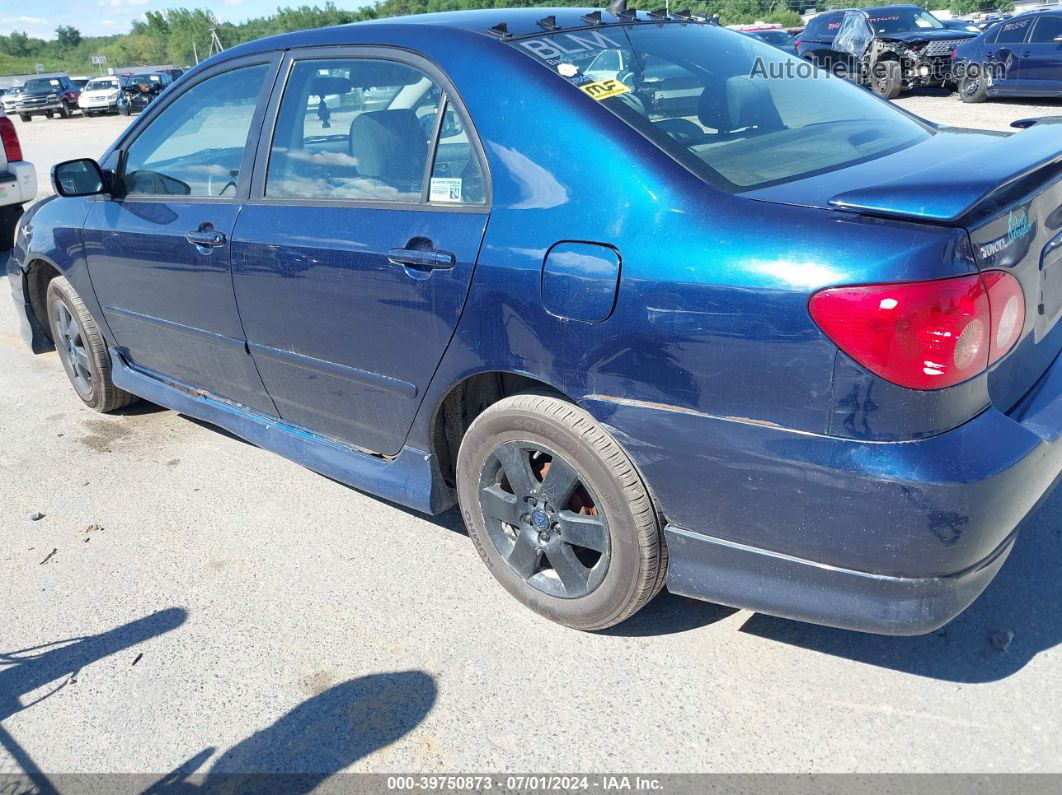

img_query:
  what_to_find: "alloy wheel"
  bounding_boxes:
[54,300,93,396]
[478,441,610,599]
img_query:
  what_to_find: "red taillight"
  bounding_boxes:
[983,270,1025,363]
[794,39,801,48]
[0,116,22,162]
[809,271,1024,390]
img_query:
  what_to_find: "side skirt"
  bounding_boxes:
[109,348,456,515]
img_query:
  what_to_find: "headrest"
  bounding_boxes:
[348,109,426,184]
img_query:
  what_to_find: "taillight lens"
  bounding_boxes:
[0,116,22,162]
[809,271,1024,390]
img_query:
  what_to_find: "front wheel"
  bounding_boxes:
[18,114,30,122]
[456,393,667,631]
[45,275,138,412]
[871,60,903,99]
[58,102,71,118]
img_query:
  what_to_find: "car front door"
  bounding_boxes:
[231,51,489,456]
[1017,14,1062,92]
[83,55,280,414]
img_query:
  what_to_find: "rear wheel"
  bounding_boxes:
[45,275,137,412]
[959,72,988,103]
[457,393,667,631]
[18,114,30,122]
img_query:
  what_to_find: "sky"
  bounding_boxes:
[0,0,372,40]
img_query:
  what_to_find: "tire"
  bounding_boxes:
[45,275,137,412]
[58,102,71,118]
[871,60,903,99]
[959,72,988,103]
[18,114,30,122]
[119,105,130,116]
[456,393,667,631]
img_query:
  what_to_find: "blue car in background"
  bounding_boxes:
[954,9,1062,101]
[8,8,1062,633]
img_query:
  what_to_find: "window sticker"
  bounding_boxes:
[578,79,631,101]
[430,177,463,203]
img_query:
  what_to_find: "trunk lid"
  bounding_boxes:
[744,120,1062,409]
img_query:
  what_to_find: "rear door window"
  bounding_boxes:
[1030,15,1062,43]
[995,17,1034,44]
[266,57,484,205]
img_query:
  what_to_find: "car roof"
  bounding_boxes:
[218,7,704,59]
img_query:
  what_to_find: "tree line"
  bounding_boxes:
[0,0,1014,77]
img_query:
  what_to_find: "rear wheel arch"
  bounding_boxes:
[430,371,572,487]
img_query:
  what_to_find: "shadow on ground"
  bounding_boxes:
[739,487,1062,682]
[0,608,188,792]
[146,671,437,794]
[0,610,435,791]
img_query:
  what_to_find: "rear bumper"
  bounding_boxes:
[664,523,1017,635]
[586,348,1062,634]
[0,161,38,207]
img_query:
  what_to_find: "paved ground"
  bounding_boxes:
[2,94,1062,779]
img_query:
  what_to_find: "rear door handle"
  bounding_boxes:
[387,247,455,270]
[186,229,227,248]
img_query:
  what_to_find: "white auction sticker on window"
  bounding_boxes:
[430,177,463,203]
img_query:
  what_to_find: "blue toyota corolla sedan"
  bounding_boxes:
[8,8,1062,633]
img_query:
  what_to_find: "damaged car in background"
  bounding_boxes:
[799,5,976,97]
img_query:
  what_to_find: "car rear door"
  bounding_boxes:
[83,53,281,414]
[986,16,1036,91]
[230,49,489,456]
[1016,14,1062,92]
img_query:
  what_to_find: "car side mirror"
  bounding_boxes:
[52,158,106,197]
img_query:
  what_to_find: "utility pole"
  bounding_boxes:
[192,41,199,65]
[208,24,224,57]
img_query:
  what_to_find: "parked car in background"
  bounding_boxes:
[14,75,81,120]
[0,107,36,250]
[736,24,799,53]
[953,9,1062,101]
[160,68,185,82]
[940,18,983,33]
[8,9,1062,635]
[1,86,22,115]
[79,76,127,116]
[798,5,976,97]
[71,76,90,91]
[119,72,173,115]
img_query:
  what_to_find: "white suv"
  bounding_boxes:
[0,108,36,251]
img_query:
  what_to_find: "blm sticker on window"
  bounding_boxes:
[430,177,463,203]
[579,79,630,101]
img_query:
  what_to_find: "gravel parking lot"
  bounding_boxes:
[2,93,1062,779]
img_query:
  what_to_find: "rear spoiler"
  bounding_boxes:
[828,118,1062,224]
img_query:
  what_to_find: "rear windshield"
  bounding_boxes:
[866,8,944,33]
[510,23,931,191]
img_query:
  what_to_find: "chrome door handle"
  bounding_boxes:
[186,229,226,248]
[387,247,455,270]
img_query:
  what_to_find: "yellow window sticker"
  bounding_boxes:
[578,79,630,101]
